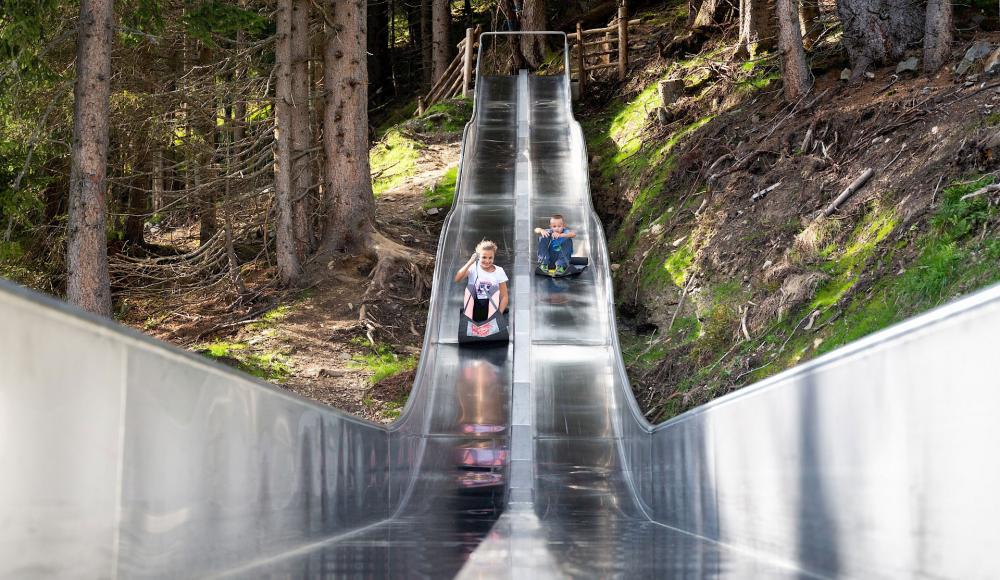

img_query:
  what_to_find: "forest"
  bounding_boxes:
[2,0,999,422]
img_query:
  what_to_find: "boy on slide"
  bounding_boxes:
[534,214,577,275]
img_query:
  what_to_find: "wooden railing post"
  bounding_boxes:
[576,21,586,94]
[462,27,474,97]
[417,96,425,115]
[618,1,629,81]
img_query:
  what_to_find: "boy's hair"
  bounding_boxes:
[551,214,564,222]
[476,240,498,254]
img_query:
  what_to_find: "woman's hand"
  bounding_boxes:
[551,231,562,239]
[537,228,550,238]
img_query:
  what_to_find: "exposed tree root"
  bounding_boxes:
[363,229,434,304]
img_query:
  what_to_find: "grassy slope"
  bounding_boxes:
[586,8,1000,422]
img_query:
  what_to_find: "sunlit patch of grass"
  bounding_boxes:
[423,165,458,210]
[750,173,1000,374]
[351,342,417,384]
[196,340,292,382]
[246,304,293,332]
[809,201,898,310]
[371,129,423,195]
[663,242,694,287]
[607,80,664,164]
[415,97,473,133]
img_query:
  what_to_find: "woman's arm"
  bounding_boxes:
[498,282,509,312]
[454,253,477,283]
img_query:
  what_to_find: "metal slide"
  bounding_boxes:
[3,32,1000,579]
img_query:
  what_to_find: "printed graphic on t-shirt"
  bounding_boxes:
[476,280,494,299]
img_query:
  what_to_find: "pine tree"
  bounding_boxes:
[66,0,114,316]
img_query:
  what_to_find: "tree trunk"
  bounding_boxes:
[197,42,218,246]
[67,0,113,316]
[152,145,164,214]
[421,0,433,86]
[323,0,375,253]
[274,0,304,285]
[694,0,734,28]
[798,0,820,47]
[688,0,702,26]
[923,0,952,73]
[368,0,393,103]
[500,0,520,31]
[404,0,422,52]
[836,0,923,80]
[776,0,809,100]
[124,176,147,247]
[735,0,775,59]
[312,27,325,240]
[291,0,313,257]
[519,0,548,68]
[432,0,450,82]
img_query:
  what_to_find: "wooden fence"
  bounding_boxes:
[569,4,642,94]
[415,6,646,115]
[417,26,481,115]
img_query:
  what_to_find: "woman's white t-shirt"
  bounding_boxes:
[473,263,508,299]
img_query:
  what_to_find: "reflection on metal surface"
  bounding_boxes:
[454,357,509,492]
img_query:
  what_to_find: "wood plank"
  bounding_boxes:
[567,19,640,39]
[585,61,620,71]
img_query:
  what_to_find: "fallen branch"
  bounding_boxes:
[751,181,781,202]
[740,304,752,341]
[800,123,814,154]
[960,184,1000,201]
[880,142,907,172]
[822,168,875,217]
[931,174,945,206]
[667,273,696,334]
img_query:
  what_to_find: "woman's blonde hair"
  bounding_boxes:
[475,240,497,254]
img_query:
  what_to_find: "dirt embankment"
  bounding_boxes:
[585,12,1000,422]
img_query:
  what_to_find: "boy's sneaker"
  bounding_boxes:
[554,265,567,275]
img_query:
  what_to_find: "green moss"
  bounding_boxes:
[415,97,474,133]
[371,129,423,195]
[675,46,729,70]
[423,165,458,210]
[765,174,1000,366]
[694,281,748,358]
[615,115,716,230]
[607,81,663,165]
[663,243,694,287]
[351,342,417,384]
[197,340,292,382]
[671,315,702,344]
[810,202,898,309]
[736,70,782,93]
[246,304,293,331]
